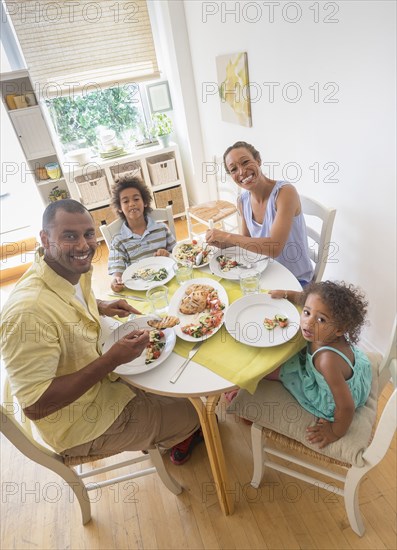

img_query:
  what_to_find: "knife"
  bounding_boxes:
[108,293,147,302]
[169,341,203,384]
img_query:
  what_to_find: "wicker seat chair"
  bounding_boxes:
[1,315,182,524]
[186,156,240,240]
[228,317,396,536]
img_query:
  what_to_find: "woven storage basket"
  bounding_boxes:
[75,171,110,205]
[90,206,118,240]
[153,186,185,215]
[110,161,143,182]
[147,154,178,186]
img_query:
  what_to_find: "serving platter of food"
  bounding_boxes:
[209,246,269,280]
[122,256,175,290]
[168,278,228,341]
[172,240,212,268]
[224,293,300,348]
[102,316,176,375]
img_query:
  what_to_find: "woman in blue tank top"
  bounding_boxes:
[205,141,313,285]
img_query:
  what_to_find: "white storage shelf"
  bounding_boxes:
[1,70,65,206]
[64,143,189,223]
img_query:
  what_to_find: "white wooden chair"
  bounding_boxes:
[186,156,239,240]
[300,195,336,282]
[99,205,176,250]
[0,402,182,524]
[229,317,396,536]
[0,316,182,525]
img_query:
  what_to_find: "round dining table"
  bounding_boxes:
[106,259,303,516]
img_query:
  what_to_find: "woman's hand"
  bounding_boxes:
[154,248,170,257]
[111,276,124,292]
[306,418,340,448]
[97,299,142,318]
[205,229,228,246]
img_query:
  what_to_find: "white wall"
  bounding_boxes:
[175,0,396,353]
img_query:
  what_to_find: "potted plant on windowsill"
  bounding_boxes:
[152,112,173,148]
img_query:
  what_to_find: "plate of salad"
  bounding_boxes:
[172,240,212,268]
[224,294,300,347]
[168,277,228,341]
[102,316,176,375]
[209,246,269,280]
[122,256,175,290]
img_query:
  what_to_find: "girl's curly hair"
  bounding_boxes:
[111,174,153,222]
[301,280,368,344]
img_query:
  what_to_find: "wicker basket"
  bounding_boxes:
[75,171,110,205]
[90,206,118,240]
[110,161,143,182]
[153,185,185,216]
[147,154,178,186]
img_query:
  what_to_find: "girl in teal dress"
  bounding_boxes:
[268,281,372,449]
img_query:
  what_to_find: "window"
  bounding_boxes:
[46,82,155,153]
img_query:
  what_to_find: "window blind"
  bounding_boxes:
[5,0,160,97]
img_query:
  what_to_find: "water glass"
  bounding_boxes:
[146,285,169,316]
[173,260,193,285]
[239,270,260,295]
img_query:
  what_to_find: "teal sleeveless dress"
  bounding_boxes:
[279,345,372,421]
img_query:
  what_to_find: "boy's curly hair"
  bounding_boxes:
[301,280,368,344]
[111,174,153,222]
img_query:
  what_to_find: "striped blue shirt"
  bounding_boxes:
[108,216,176,275]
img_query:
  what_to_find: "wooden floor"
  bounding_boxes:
[1,220,396,550]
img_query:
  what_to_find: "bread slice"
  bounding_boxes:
[147,316,180,329]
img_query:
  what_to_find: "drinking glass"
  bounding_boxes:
[173,260,193,285]
[146,285,169,316]
[239,270,260,295]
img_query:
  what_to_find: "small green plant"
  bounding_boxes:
[49,186,69,202]
[152,112,173,136]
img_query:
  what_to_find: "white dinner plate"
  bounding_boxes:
[102,316,176,375]
[209,246,269,280]
[168,277,229,342]
[172,241,212,269]
[225,293,300,347]
[122,256,175,291]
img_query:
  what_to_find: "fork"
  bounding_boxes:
[239,257,268,269]
[169,341,203,384]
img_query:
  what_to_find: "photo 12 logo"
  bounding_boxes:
[202,2,340,24]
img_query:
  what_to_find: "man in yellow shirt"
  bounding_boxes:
[1,200,202,465]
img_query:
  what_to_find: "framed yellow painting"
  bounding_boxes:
[216,52,252,127]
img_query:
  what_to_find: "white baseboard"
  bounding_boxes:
[360,336,383,355]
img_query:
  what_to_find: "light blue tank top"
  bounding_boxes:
[280,344,372,421]
[239,181,313,283]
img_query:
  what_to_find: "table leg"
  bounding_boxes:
[189,395,234,515]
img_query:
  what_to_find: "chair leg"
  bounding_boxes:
[251,423,265,489]
[49,460,92,525]
[344,466,367,536]
[148,448,182,495]
[186,211,194,241]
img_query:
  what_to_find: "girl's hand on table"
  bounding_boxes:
[111,276,125,292]
[97,299,142,318]
[154,248,170,257]
[306,418,339,448]
[269,289,302,304]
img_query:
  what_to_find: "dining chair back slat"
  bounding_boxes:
[99,205,176,250]
[300,195,336,282]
